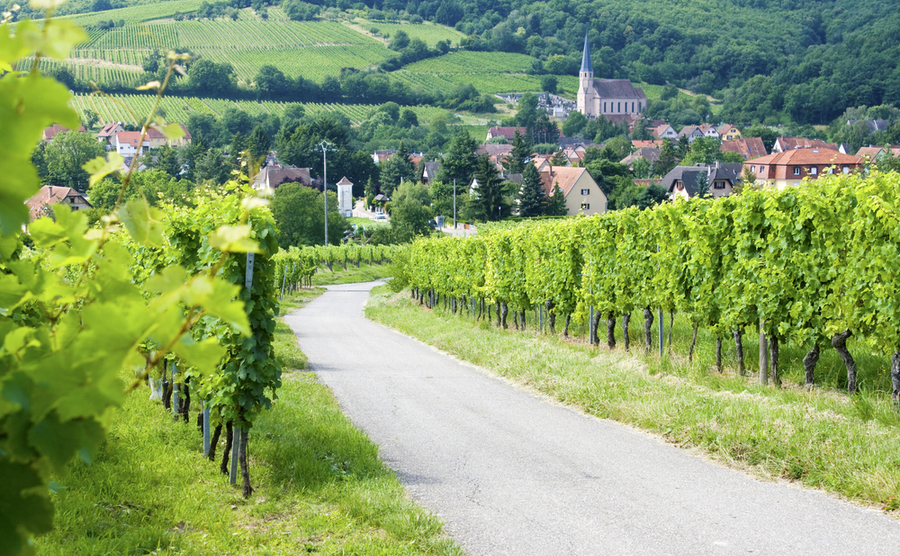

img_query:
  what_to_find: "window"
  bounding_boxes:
[581,188,590,195]
[638,102,642,112]
[714,181,725,189]
[750,165,755,172]
[581,202,590,210]
[617,102,621,112]
[793,167,801,176]
[810,166,817,175]
[760,166,765,172]
[842,166,850,174]
[603,102,606,113]
[631,102,635,112]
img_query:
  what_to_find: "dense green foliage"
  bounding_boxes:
[1,10,284,553]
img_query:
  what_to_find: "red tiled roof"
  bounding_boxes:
[746,148,863,181]
[26,185,91,221]
[721,137,767,159]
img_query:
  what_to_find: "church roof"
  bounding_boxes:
[581,33,592,73]
[591,79,647,100]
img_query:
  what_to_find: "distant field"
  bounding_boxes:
[69,92,450,125]
[49,6,576,115]
[354,19,466,47]
[63,0,205,26]
[396,52,578,95]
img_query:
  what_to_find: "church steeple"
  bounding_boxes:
[577,32,596,118]
[580,32,593,75]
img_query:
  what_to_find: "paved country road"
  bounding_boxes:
[285,282,900,556]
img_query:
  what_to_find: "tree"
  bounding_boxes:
[149,144,181,178]
[550,150,567,166]
[255,65,290,99]
[387,181,433,243]
[188,59,235,97]
[695,171,711,198]
[517,162,546,217]
[468,154,505,221]
[631,156,652,179]
[562,111,588,138]
[437,130,478,186]
[734,167,756,195]
[545,182,567,216]
[540,75,558,94]
[379,141,415,197]
[503,129,531,174]
[389,29,410,50]
[681,136,720,165]
[42,130,106,193]
[429,180,454,217]
[655,139,677,176]
[247,124,271,162]
[270,183,346,247]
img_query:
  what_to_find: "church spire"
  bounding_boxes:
[581,32,592,73]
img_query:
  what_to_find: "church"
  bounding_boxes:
[577,34,647,120]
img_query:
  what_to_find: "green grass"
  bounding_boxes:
[354,19,466,48]
[311,263,393,286]
[365,288,900,515]
[37,286,461,555]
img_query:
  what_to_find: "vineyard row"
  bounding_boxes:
[398,171,900,397]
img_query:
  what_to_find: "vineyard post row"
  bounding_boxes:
[397,171,900,398]
[125,187,282,497]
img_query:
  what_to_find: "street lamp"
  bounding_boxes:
[317,140,335,245]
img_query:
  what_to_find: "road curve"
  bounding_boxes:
[285,282,900,556]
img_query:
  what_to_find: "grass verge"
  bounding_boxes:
[37,289,462,555]
[365,287,900,515]
[311,263,393,286]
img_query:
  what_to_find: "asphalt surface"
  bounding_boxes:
[285,282,900,556]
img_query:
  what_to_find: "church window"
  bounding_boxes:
[617,102,621,112]
[603,102,607,113]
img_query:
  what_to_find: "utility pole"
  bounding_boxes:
[317,140,334,245]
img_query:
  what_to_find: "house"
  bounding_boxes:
[720,137,767,159]
[771,137,838,153]
[620,147,660,168]
[112,131,149,156]
[252,165,312,190]
[418,160,440,184]
[651,125,678,140]
[632,139,663,149]
[717,124,742,141]
[699,124,719,139]
[745,148,864,189]
[168,123,192,147]
[335,176,354,218]
[97,122,125,144]
[677,126,705,143]
[42,124,86,143]
[372,149,395,165]
[535,163,607,215]
[577,34,646,120]
[26,185,92,221]
[662,162,743,200]
[855,145,900,159]
[477,143,514,165]
[486,126,527,142]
